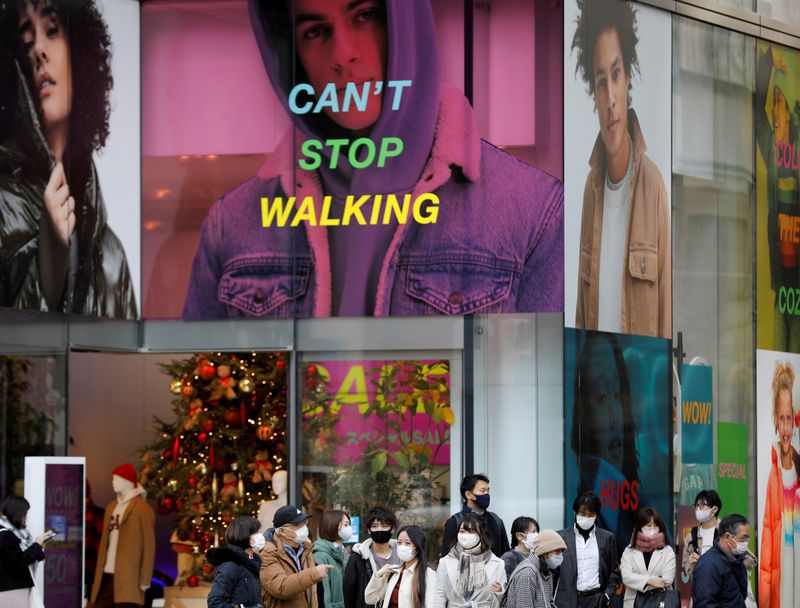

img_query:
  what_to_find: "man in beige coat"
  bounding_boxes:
[260,505,333,608]
[572,0,671,339]
[89,464,155,608]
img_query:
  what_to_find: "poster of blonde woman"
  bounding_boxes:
[756,350,800,608]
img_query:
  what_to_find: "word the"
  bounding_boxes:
[718,462,746,480]
[682,400,711,425]
[777,285,800,315]
[289,80,412,114]
[261,193,439,227]
[300,137,403,170]
[600,479,639,511]
[779,212,800,245]
[775,140,800,170]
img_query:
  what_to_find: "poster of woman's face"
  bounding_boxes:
[563,0,672,339]
[565,328,673,550]
[756,349,800,608]
[0,0,140,319]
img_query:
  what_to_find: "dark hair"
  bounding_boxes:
[631,507,666,545]
[318,509,349,543]
[571,332,640,485]
[12,0,112,164]
[2,494,30,529]
[224,516,261,549]
[573,490,602,515]
[719,513,748,538]
[366,506,397,531]
[693,489,722,514]
[397,525,428,608]
[510,516,540,548]
[571,0,640,101]
[454,513,492,554]
[460,474,490,502]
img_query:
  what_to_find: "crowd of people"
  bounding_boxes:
[201,475,755,608]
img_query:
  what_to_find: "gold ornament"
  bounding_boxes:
[169,378,183,395]
[238,377,254,393]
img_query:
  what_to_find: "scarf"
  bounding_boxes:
[633,531,666,553]
[0,515,34,551]
[449,541,492,597]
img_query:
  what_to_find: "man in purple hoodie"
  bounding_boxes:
[183,0,564,318]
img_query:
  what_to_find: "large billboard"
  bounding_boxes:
[564,328,673,550]
[564,0,672,339]
[0,0,140,318]
[141,0,565,319]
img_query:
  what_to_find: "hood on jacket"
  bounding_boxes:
[312,538,346,564]
[206,544,262,575]
[248,0,441,198]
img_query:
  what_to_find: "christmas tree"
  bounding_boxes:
[140,352,287,583]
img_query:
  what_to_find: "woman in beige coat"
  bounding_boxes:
[620,507,676,608]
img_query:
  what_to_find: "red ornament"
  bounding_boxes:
[187,575,199,588]
[173,436,181,463]
[162,449,173,461]
[306,364,316,374]
[157,497,174,515]
[249,395,260,411]
[199,361,216,381]
[224,409,241,427]
[198,432,208,443]
[202,420,214,432]
[202,563,214,575]
[256,425,273,441]
[187,476,198,488]
[240,403,247,429]
[276,359,286,369]
[175,498,184,511]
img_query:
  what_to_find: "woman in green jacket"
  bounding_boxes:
[313,510,352,608]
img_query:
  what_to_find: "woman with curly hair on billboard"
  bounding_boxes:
[0,0,136,318]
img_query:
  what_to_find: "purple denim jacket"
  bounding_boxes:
[183,85,564,318]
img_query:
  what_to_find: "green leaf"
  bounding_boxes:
[370,451,388,477]
[391,450,410,469]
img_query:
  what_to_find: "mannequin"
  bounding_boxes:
[89,464,155,608]
[258,470,288,532]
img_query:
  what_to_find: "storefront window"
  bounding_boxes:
[759,0,800,28]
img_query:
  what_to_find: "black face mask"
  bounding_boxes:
[370,530,392,544]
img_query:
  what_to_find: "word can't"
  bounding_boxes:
[289,80,412,115]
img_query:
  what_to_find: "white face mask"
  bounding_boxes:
[730,536,749,556]
[250,533,266,552]
[695,509,712,523]
[523,532,539,551]
[576,515,596,531]
[338,526,353,542]
[397,545,416,562]
[457,533,481,550]
[289,525,309,543]
[642,527,659,539]
[545,554,564,569]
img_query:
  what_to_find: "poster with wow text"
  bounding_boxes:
[563,0,671,339]
[756,41,800,353]
[564,328,673,551]
[0,0,140,318]
[141,0,564,319]
[756,349,800,608]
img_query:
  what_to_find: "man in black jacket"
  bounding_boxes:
[343,506,398,608]
[439,474,509,558]
[691,514,749,608]
[554,491,621,608]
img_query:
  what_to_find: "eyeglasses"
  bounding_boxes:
[693,503,708,509]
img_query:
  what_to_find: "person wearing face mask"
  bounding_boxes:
[313,510,352,608]
[555,491,621,608]
[500,516,540,579]
[682,491,721,581]
[440,475,509,559]
[690,514,750,608]
[260,505,334,608]
[620,508,676,608]
[365,526,435,608]
[504,529,566,608]
[207,517,265,608]
[435,514,506,608]
[343,506,399,608]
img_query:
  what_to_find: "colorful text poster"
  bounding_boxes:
[0,0,140,318]
[142,0,564,318]
[565,328,673,550]
[43,463,84,607]
[717,422,749,518]
[564,0,672,338]
[756,349,800,608]
[756,41,800,352]
[681,365,713,464]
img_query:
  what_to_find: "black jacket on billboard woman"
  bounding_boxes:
[0,59,136,319]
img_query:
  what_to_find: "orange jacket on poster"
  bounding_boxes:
[759,443,800,608]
